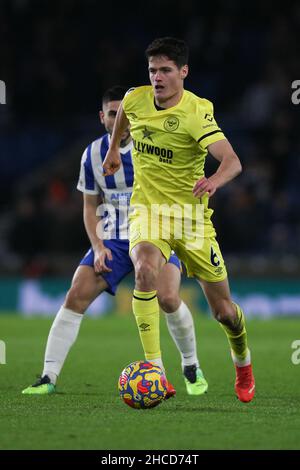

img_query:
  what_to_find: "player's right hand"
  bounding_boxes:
[94,247,113,273]
[102,148,121,176]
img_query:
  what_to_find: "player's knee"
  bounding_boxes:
[135,259,159,290]
[158,292,180,313]
[211,300,236,326]
[64,285,88,314]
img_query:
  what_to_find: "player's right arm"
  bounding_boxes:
[102,103,129,175]
[83,193,112,273]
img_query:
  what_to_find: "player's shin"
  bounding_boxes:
[132,290,163,371]
[42,306,83,384]
[220,303,250,366]
[162,301,199,368]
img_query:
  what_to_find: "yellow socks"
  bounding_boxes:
[132,290,161,363]
[220,303,249,364]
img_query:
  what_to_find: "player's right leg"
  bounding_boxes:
[130,241,166,370]
[130,241,178,399]
[22,265,108,395]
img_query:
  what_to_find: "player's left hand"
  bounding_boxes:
[192,176,218,198]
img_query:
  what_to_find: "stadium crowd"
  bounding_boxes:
[0,0,299,276]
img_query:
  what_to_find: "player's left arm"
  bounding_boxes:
[193,139,242,198]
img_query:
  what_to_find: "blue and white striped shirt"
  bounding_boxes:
[77,133,133,239]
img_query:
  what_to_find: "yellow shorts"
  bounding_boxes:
[129,214,227,282]
[173,236,227,282]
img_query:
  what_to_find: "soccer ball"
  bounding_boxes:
[118,361,167,409]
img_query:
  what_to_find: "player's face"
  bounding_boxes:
[148,56,188,105]
[99,100,131,145]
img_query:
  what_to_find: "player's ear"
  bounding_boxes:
[99,110,104,124]
[181,65,188,79]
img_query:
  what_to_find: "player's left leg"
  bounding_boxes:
[157,262,208,395]
[199,277,255,403]
[176,235,255,402]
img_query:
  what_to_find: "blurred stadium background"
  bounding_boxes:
[1,0,300,452]
[0,0,299,317]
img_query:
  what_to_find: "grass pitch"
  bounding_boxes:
[0,313,299,450]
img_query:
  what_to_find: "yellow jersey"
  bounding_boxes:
[123,85,226,237]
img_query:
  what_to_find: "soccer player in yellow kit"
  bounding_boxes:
[103,37,255,402]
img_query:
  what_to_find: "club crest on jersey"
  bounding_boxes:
[163,116,179,132]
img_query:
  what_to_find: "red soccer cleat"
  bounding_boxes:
[235,364,255,403]
[165,380,176,400]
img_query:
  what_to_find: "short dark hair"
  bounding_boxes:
[102,85,127,106]
[145,37,189,68]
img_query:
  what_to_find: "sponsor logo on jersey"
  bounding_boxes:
[139,323,151,332]
[204,113,213,122]
[202,123,218,129]
[133,139,173,164]
[127,112,138,121]
[214,267,223,275]
[110,192,131,202]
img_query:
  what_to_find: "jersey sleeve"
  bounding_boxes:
[122,87,139,117]
[188,99,226,149]
[77,144,101,195]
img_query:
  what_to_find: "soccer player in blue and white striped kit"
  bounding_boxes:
[22,86,208,397]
